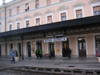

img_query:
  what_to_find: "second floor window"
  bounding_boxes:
[17,6,20,14]
[36,18,40,25]
[61,13,66,21]
[47,0,51,5]
[9,9,12,16]
[25,3,29,11]
[35,0,39,8]
[47,15,52,23]
[17,23,20,29]
[93,6,100,16]
[76,9,83,18]
[26,20,29,27]
[9,24,12,31]
[60,0,64,2]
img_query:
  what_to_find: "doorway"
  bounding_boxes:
[62,39,69,57]
[18,43,21,57]
[9,43,13,54]
[78,37,86,57]
[0,44,1,56]
[49,42,55,57]
[27,42,31,57]
[36,41,42,50]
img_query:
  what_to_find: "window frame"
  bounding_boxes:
[46,13,53,23]
[34,16,41,25]
[8,23,13,31]
[17,6,20,14]
[35,0,39,8]
[91,3,100,16]
[59,10,68,21]
[74,6,84,19]
[24,18,30,27]
[16,21,21,29]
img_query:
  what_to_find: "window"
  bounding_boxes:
[61,13,66,21]
[60,0,64,2]
[9,9,12,16]
[9,24,12,31]
[35,0,39,8]
[26,20,29,27]
[36,18,40,25]
[76,9,83,18]
[47,0,51,5]
[17,23,20,29]
[93,6,100,15]
[25,3,29,11]
[17,6,20,14]
[47,15,52,23]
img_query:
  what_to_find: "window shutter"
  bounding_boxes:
[76,9,82,15]
[47,16,52,23]
[93,6,100,12]
[47,0,51,5]
[36,18,40,25]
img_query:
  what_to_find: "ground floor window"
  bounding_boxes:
[36,41,42,50]
[95,35,100,56]
[78,37,86,57]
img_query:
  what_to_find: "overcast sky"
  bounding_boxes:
[0,0,13,5]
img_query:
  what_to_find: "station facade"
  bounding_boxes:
[0,0,100,58]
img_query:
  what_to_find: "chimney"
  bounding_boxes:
[2,0,6,4]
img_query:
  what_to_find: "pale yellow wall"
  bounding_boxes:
[70,37,76,55]
[55,42,61,55]
[43,42,48,54]
[2,43,5,55]
[87,35,94,55]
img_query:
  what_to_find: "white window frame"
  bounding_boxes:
[24,18,30,27]
[46,13,54,23]
[59,10,68,21]
[74,6,84,19]
[34,16,41,25]
[16,21,21,29]
[91,3,100,16]
[8,23,13,31]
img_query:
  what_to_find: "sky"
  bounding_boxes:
[0,0,13,5]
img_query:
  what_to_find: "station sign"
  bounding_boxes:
[44,37,67,43]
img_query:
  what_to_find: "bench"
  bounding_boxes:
[43,54,50,58]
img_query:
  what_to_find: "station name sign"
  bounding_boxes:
[44,37,67,43]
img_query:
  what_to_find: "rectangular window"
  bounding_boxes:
[47,0,51,5]
[9,9,12,16]
[60,0,64,2]
[76,9,82,18]
[17,6,20,14]
[47,16,52,23]
[9,24,12,30]
[93,6,100,15]
[61,13,66,21]
[25,3,29,11]
[26,21,29,27]
[17,23,20,29]
[35,0,39,8]
[36,18,40,25]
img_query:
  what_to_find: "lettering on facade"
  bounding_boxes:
[44,37,67,43]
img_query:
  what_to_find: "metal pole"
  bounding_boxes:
[21,36,24,60]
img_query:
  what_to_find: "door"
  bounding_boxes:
[0,44,1,56]
[36,41,42,50]
[62,40,69,57]
[49,42,55,57]
[18,43,21,57]
[78,37,86,57]
[27,42,31,57]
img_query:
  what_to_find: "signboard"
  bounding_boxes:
[44,37,67,43]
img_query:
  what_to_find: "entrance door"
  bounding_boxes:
[78,37,86,57]
[18,43,21,57]
[27,42,31,57]
[36,41,42,50]
[49,42,55,57]
[0,44,1,56]
[62,40,69,57]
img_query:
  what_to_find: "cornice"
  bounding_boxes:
[8,20,13,23]
[89,0,100,4]
[45,9,55,14]
[15,18,22,21]
[72,2,85,8]
[57,6,69,11]
[23,15,31,19]
[33,12,42,17]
